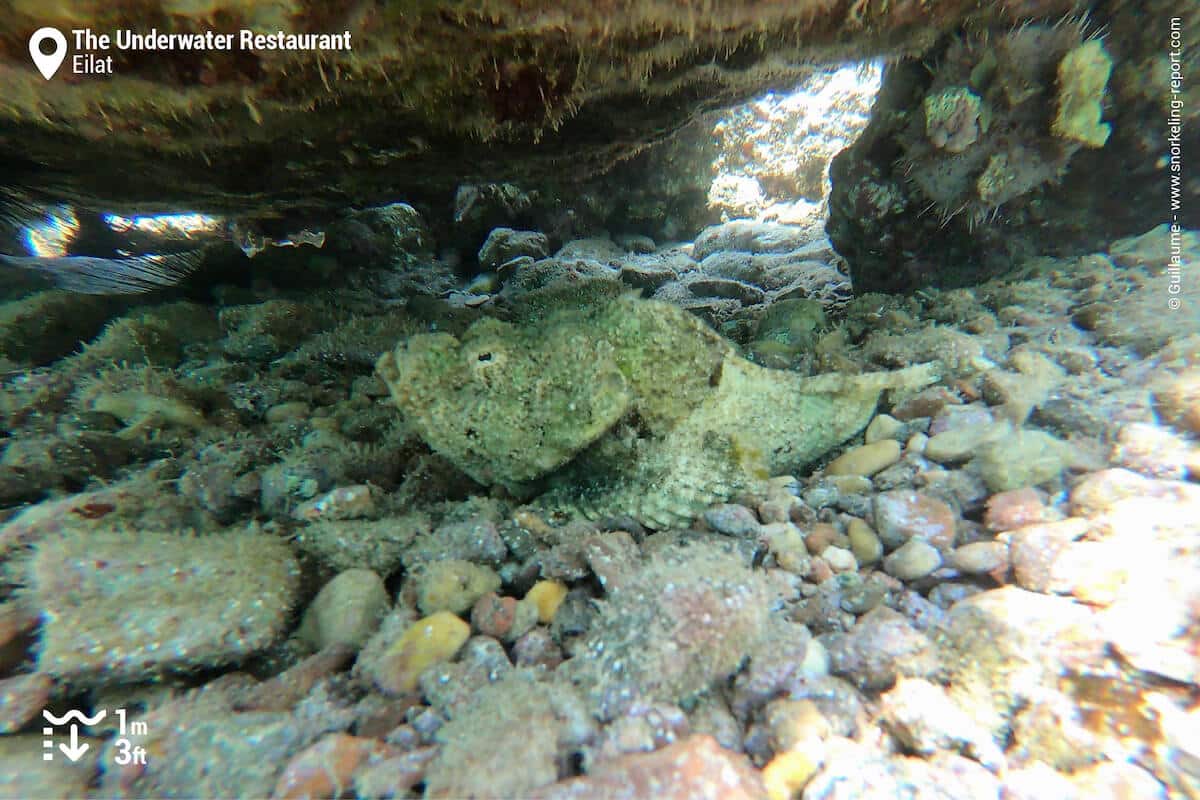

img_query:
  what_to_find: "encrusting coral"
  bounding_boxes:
[377,294,935,528]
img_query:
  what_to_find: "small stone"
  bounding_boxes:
[372,612,471,695]
[879,678,1005,772]
[1005,518,1089,593]
[973,430,1066,492]
[983,488,1050,532]
[873,490,957,552]
[905,433,928,455]
[1111,422,1195,480]
[825,440,901,477]
[415,560,502,615]
[1152,368,1200,434]
[530,735,767,800]
[925,422,1007,464]
[300,569,389,650]
[825,475,872,496]
[762,749,821,800]
[273,733,395,800]
[821,546,857,573]
[477,227,550,270]
[823,606,938,691]
[805,522,839,555]
[762,522,811,576]
[524,580,569,624]
[1068,468,1153,516]
[512,628,565,670]
[264,401,310,424]
[352,747,438,799]
[949,542,1009,575]
[234,645,356,712]
[293,484,376,522]
[846,518,883,566]
[883,539,942,581]
[0,673,53,734]
[893,386,960,420]
[865,414,903,443]
[471,592,518,638]
[704,504,762,536]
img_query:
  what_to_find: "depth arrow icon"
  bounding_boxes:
[59,726,89,762]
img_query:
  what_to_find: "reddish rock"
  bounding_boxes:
[353,746,438,798]
[471,592,518,639]
[0,673,53,733]
[983,488,1050,532]
[804,523,838,555]
[512,627,565,670]
[530,735,767,800]
[873,491,958,552]
[892,386,960,421]
[273,733,396,799]
[1004,519,1089,594]
[234,645,355,712]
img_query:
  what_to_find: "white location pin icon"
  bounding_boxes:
[29,27,68,81]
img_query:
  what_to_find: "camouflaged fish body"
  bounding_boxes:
[376,295,935,528]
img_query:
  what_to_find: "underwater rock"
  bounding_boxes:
[25,527,299,686]
[0,1,1066,218]
[828,4,1199,291]
[422,672,587,798]
[563,540,770,719]
[377,295,936,528]
[533,734,767,800]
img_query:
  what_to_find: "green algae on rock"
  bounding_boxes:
[377,295,936,528]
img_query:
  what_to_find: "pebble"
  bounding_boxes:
[264,401,310,424]
[471,592,518,638]
[372,611,471,695]
[825,440,901,477]
[879,678,1005,772]
[820,546,857,573]
[524,580,569,623]
[761,522,811,575]
[530,735,767,800]
[1111,422,1195,480]
[892,386,960,420]
[924,421,1007,464]
[949,542,1009,575]
[883,539,943,581]
[1152,368,1200,434]
[873,490,957,551]
[846,518,883,566]
[704,503,762,536]
[292,484,376,521]
[1004,518,1089,593]
[300,568,389,650]
[864,414,903,443]
[415,560,502,615]
[512,628,565,670]
[273,733,396,799]
[805,522,839,555]
[762,749,821,800]
[823,607,938,691]
[973,430,1066,492]
[983,488,1050,532]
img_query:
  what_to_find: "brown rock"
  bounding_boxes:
[531,735,767,800]
[273,733,396,800]
[471,592,518,639]
[873,490,957,552]
[234,645,355,712]
[1005,519,1089,593]
[983,488,1051,532]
